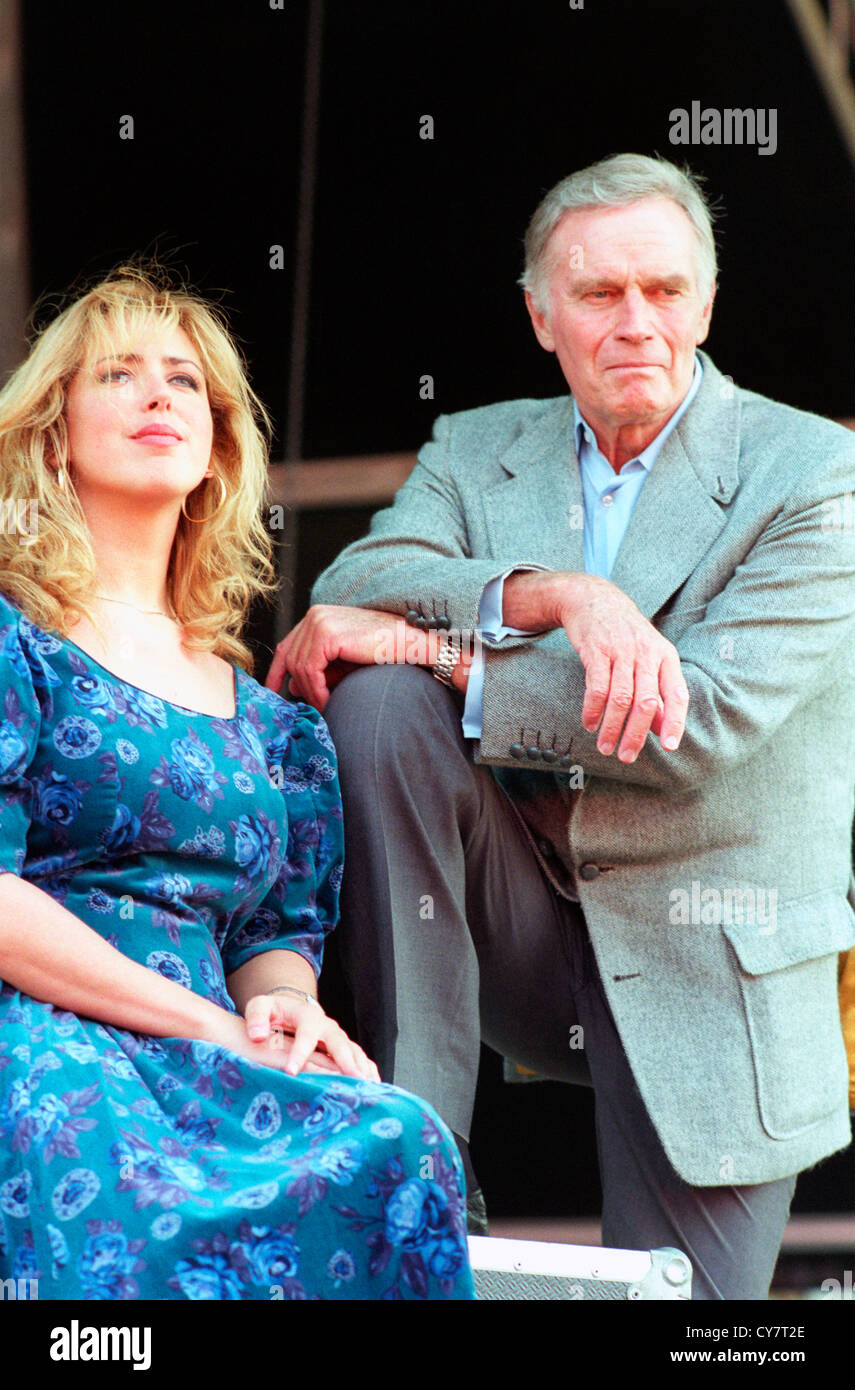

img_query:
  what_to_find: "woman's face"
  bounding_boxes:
[64,325,215,510]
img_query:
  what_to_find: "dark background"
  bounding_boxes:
[20,0,855,1220]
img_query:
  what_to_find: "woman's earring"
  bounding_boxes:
[181,474,228,523]
[56,465,67,491]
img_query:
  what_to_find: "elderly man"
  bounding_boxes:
[267,154,855,1300]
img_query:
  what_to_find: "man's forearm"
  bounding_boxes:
[502,569,604,632]
[493,568,689,761]
[268,603,475,707]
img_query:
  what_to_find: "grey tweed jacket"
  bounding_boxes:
[312,351,855,1185]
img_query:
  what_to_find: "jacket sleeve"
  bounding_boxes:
[0,596,42,877]
[311,412,548,645]
[478,436,855,790]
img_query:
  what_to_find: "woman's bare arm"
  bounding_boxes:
[0,871,226,1038]
[0,874,361,1076]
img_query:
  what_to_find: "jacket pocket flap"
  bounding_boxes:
[722,889,855,976]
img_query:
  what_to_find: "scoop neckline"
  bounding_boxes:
[59,632,241,723]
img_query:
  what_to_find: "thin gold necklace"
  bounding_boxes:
[94,594,171,618]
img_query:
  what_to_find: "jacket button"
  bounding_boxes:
[525,746,540,760]
[509,744,524,759]
[437,615,451,630]
[559,753,574,768]
[579,863,600,881]
[416,615,428,630]
[405,609,420,625]
[541,749,557,764]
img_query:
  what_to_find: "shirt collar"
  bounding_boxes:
[573,356,704,473]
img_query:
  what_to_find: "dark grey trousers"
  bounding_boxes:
[324,663,796,1300]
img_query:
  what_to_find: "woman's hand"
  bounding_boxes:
[203,1007,342,1076]
[243,992,381,1081]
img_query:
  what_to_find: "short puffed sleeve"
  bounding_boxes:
[221,700,344,980]
[0,593,44,876]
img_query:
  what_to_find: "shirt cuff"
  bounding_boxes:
[462,568,546,738]
[461,639,487,738]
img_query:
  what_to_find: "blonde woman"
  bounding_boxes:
[0,269,473,1301]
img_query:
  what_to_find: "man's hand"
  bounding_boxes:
[503,571,688,762]
[266,605,415,710]
[266,603,472,709]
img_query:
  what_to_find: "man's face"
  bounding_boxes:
[526,197,714,441]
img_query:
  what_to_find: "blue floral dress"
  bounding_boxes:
[0,592,474,1300]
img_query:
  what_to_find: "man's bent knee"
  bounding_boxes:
[326,662,461,742]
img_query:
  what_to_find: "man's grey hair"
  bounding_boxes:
[520,153,718,316]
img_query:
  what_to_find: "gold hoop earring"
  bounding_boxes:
[180,474,228,523]
[56,465,67,491]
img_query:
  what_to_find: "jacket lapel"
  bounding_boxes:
[607,354,739,617]
[483,398,586,572]
[483,354,741,620]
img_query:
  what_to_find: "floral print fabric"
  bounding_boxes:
[0,594,473,1299]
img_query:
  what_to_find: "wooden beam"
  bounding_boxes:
[268,423,855,513]
[0,0,28,384]
[268,454,417,510]
[274,0,325,643]
[267,422,855,636]
[786,0,855,168]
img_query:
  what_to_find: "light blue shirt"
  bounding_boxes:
[461,358,704,738]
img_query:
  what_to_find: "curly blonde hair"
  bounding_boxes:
[0,265,276,670]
